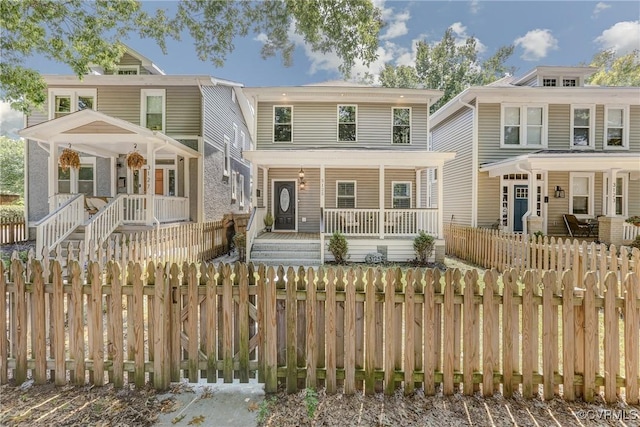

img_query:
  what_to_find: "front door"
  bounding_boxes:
[274,181,296,231]
[513,185,528,232]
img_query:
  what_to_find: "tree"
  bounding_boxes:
[1,0,382,114]
[379,28,514,112]
[0,136,25,196]
[587,49,640,87]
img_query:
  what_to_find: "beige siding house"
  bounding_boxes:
[243,83,455,265]
[430,66,640,245]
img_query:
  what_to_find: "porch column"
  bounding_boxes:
[147,143,155,224]
[379,164,385,239]
[416,169,422,208]
[262,167,268,209]
[48,142,58,211]
[437,163,444,239]
[251,161,259,209]
[526,170,543,235]
[70,168,78,194]
[599,169,624,246]
[110,157,116,197]
[320,164,325,264]
[606,169,619,217]
[184,157,190,219]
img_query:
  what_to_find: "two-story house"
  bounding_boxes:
[19,46,253,256]
[242,82,455,265]
[429,66,640,245]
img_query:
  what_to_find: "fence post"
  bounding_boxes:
[623,273,639,405]
[344,268,356,395]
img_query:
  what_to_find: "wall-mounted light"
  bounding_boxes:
[299,180,306,191]
[554,186,565,198]
[298,168,305,180]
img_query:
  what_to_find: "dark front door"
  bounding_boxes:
[274,181,296,230]
[513,185,528,232]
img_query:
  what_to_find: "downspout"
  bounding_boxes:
[515,162,531,235]
[458,98,478,227]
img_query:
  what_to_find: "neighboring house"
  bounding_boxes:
[429,66,640,245]
[20,46,253,255]
[243,82,455,265]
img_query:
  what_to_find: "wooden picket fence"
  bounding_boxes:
[1,259,638,403]
[0,216,26,245]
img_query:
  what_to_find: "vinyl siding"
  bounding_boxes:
[325,169,379,208]
[256,102,429,149]
[547,104,570,149]
[629,178,640,216]
[476,172,500,228]
[104,53,151,75]
[629,105,640,151]
[385,169,417,209]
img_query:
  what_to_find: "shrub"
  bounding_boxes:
[233,232,246,261]
[413,231,435,265]
[263,211,274,229]
[626,216,640,225]
[630,235,640,252]
[531,230,545,242]
[328,232,348,264]
[0,205,24,220]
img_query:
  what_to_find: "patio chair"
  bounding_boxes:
[563,214,592,237]
[339,212,360,233]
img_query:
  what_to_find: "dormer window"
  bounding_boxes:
[115,65,140,75]
[563,78,577,87]
[542,78,557,87]
[542,76,580,87]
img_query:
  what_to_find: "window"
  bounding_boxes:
[542,78,557,87]
[571,105,595,148]
[336,181,356,208]
[233,123,238,147]
[231,171,237,200]
[392,107,411,144]
[78,165,94,196]
[392,182,411,209]
[141,89,165,132]
[58,160,95,195]
[563,78,577,87]
[239,174,245,209]
[604,106,628,149]
[273,106,292,142]
[58,166,71,193]
[240,131,246,151]
[338,105,357,142]
[49,89,96,119]
[115,66,139,75]
[603,175,627,216]
[223,135,230,177]
[569,173,594,216]
[501,105,546,147]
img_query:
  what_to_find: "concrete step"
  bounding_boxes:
[251,242,321,252]
[249,259,322,267]
[250,250,320,260]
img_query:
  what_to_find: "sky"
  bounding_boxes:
[2,0,639,137]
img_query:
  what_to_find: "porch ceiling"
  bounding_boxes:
[243,149,456,168]
[19,109,200,159]
[480,151,640,177]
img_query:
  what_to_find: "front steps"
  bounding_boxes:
[249,239,322,267]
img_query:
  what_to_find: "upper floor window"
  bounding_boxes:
[392,107,411,144]
[240,131,247,151]
[501,104,546,147]
[563,78,577,87]
[571,105,595,149]
[141,89,165,132]
[338,105,357,142]
[231,171,237,200]
[239,174,245,209]
[541,76,579,87]
[49,89,96,119]
[569,172,594,217]
[233,123,238,147]
[542,78,557,87]
[116,66,139,75]
[273,106,292,142]
[392,182,411,208]
[604,106,629,149]
[337,181,356,208]
[223,135,231,177]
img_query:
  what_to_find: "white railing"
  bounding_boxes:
[36,194,84,258]
[246,206,267,263]
[122,195,148,224]
[155,196,189,222]
[84,195,125,252]
[323,208,439,237]
[623,222,640,242]
[49,193,77,212]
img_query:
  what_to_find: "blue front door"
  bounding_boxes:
[513,185,528,232]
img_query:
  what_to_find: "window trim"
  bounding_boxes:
[233,123,238,147]
[500,103,548,148]
[231,171,237,200]
[223,135,231,177]
[392,181,412,209]
[48,88,97,120]
[140,88,166,132]
[337,104,358,142]
[570,104,595,150]
[604,105,629,150]
[539,76,580,87]
[602,174,628,217]
[336,180,357,209]
[569,172,595,218]
[239,174,245,209]
[115,65,140,75]
[58,156,96,195]
[273,105,293,143]
[240,131,246,151]
[391,107,412,144]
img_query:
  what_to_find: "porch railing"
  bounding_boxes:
[155,196,189,222]
[623,222,640,242]
[36,194,84,257]
[122,195,148,224]
[246,206,267,263]
[84,195,125,252]
[323,208,439,237]
[49,193,77,212]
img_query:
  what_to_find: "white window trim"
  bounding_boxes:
[240,131,246,151]
[539,76,580,87]
[336,180,357,208]
[500,103,548,148]
[231,88,236,103]
[570,104,596,150]
[154,157,178,196]
[48,88,97,120]
[273,105,293,143]
[391,107,412,144]
[223,135,231,177]
[604,105,629,150]
[233,123,238,147]
[115,65,140,75]
[59,156,97,195]
[602,174,628,217]
[569,172,595,218]
[140,89,166,132]
[392,181,412,209]
[337,104,358,142]
[231,171,237,200]
[239,174,245,209]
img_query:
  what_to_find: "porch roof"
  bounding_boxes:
[243,149,456,168]
[19,109,200,159]
[479,150,640,177]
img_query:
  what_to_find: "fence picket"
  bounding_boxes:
[482,270,497,396]
[345,269,356,395]
[502,269,516,398]
[325,268,337,394]
[623,273,639,405]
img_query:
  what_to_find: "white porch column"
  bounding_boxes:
[110,157,116,197]
[48,142,58,211]
[147,143,155,224]
[320,164,325,264]
[262,167,268,209]
[379,165,385,239]
[437,164,444,239]
[526,170,544,235]
[70,168,78,194]
[184,157,190,219]
[251,161,259,209]
[416,169,422,208]
[606,169,619,217]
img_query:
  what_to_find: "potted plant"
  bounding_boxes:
[263,211,274,232]
[626,216,640,227]
[59,147,80,171]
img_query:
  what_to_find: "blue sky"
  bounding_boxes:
[2,0,639,136]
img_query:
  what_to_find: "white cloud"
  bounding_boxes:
[449,22,486,53]
[594,21,640,55]
[381,11,410,40]
[514,29,559,61]
[592,2,611,19]
[0,102,24,138]
[469,0,481,15]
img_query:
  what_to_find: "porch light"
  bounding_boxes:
[554,186,565,198]
[298,168,305,179]
[299,180,306,191]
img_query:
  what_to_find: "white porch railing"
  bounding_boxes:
[245,206,267,263]
[49,193,77,212]
[84,195,125,252]
[155,196,189,222]
[623,222,640,242]
[122,195,148,224]
[36,194,84,257]
[323,208,439,237]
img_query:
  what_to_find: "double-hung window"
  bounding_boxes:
[58,159,95,195]
[231,171,237,200]
[223,135,231,177]
[571,105,595,149]
[603,175,627,216]
[336,181,356,208]
[49,89,96,119]
[239,174,245,209]
[338,105,357,142]
[392,182,411,209]
[569,173,594,217]
[604,106,629,149]
[392,107,411,144]
[273,106,292,142]
[141,89,165,132]
[501,104,546,147]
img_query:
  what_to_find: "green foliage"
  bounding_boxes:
[531,230,545,242]
[629,236,640,252]
[328,232,348,264]
[256,396,277,425]
[263,211,274,227]
[626,216,640,224]
[233,232,246,248]
[379,28,514,113]
[587,49,640,87]
[303,388,319,419]
[0,136,24,196]
[1,0,382,114]
[0,205,24,219]
[413,231,435,265]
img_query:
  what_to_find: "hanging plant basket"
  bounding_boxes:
[59,148,80,171]
[126,150,145,171]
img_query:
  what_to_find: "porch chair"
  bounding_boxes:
[339,212,360,233]
[85,196,109,218]
[563,214,591,237]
